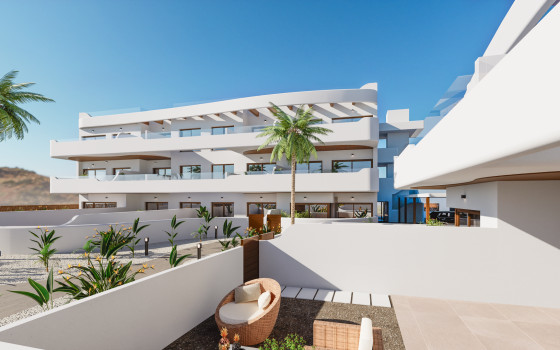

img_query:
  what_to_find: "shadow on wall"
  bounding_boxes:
[260,242,338,290]
[498,181,560,250]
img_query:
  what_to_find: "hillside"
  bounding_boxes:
[0,167,77,205]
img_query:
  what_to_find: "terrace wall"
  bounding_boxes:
[261,222,560,308]
[0,247,243,350]
[0,208,248,255]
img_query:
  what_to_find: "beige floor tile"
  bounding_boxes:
[392,297,429,350]
[515,321,560,350]
[538,307,560,324]
[448,299,507,320]
[492,303,559,325]
[461,316,543,350]
[407,298,485,350]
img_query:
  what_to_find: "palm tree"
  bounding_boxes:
[257,103,332,224]
[0,70,54,141]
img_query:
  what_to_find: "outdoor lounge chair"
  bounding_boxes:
[215,278,281,346]
[305,319,384,350]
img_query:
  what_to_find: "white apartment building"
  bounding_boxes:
[395,0,560,228]
[50,84,424,220]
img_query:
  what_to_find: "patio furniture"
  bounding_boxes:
[306,319,384,350]
[215,278,281,346]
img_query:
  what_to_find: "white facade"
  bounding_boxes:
[51,85,401,219]
[395,0,560,230]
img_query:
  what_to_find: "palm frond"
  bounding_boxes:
[0,70,54,141]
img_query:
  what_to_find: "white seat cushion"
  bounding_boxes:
[358,317,373,350]
[258,291,271,309]
[219,301,264,324]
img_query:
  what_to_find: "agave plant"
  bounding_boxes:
[9,270,55,310]
[29,227,61,272]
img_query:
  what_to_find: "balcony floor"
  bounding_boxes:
[164,297,405,349]
[392,295,560,350]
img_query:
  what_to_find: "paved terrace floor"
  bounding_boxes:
[392,295,560,350]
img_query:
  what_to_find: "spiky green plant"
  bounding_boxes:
[165,215,184,246]
[9,270,55,310]
[192,206,213,241]
[56,225,152,300]
[257,103,332,225]
[219,219,242,251]
[29,227,61,272]
[128,218,149,257]
[0,70,54,140]
[169,245,192,267]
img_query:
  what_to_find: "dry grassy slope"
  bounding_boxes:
[0,167,77,205]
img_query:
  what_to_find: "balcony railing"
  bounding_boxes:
[55,119,365,143]
[60,168,370,182]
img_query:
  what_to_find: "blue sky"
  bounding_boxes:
[1,0,513,177]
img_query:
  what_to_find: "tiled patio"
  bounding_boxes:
[392,295,560,350]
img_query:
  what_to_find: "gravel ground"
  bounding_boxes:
[0,238,208,285]
[165,297,405,350]
[0,296,73,327]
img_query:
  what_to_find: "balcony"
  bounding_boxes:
[50,118,379,159]
[50,168,378,194]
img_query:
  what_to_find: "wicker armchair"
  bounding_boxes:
[215,278,281,346]
[305,320,384,350]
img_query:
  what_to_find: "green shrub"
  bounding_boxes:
[426,218,445,226]
[259,334,308,350]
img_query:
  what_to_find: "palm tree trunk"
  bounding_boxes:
[291,153,296,225]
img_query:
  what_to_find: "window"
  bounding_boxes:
[378,166,387,178]
[83,169,107,179]
[180,202,201,209]
[180,165,201,179]
[332,116,370,123]
[212,126,234,135]
[296,161,322,173]
[113,167,131,175]
[81,135,106,141]
[247,202,276,215]
[247,163,275,174]
[377,201,389,222]
[337,203,373,218]
[212,202,234,217]
[212,164,234,179]
[145,202,168,210]
[332,159,373,173]
[180,128,201,137]
[294,203,330,218]
[455,209,480,227]
[83,202,116,209]
[378,139,387,148]
[153,168,172,177]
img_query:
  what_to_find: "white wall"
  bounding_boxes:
[0,207,121,227]
[260,221,560,308]
[0,248,243,350]
[447,182,499,227]
[0,209,248,255]
[394,5,560,188]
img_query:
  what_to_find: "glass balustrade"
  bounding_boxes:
[54,118,366,143]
